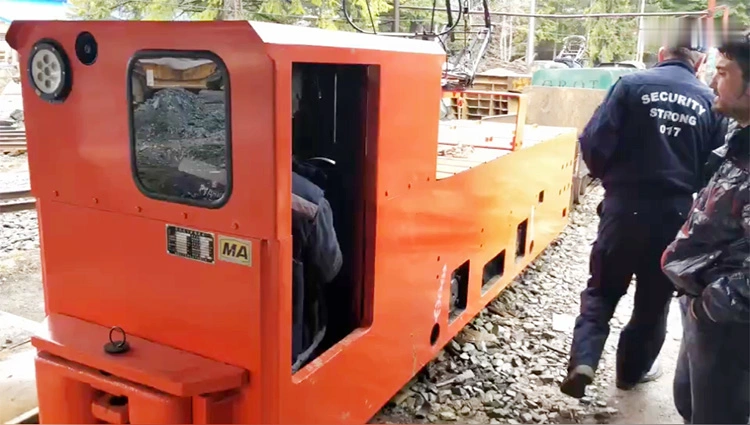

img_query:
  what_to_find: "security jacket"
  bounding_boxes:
[579,59,726,201]
[661,125,750,324]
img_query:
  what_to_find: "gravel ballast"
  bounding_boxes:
[370,183,638,424]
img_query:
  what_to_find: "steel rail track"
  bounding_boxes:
[0,141,27,150]
[0,190,35,213]
[0,128,27,151]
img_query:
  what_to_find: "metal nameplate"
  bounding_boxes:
[166,225,215,264]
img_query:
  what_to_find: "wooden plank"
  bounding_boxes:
[5,407,39,424]
[522,85,606,133]
[436,145,507,180]
[435,156,485,166]
[0,311,41,334]
[436,162,473,174]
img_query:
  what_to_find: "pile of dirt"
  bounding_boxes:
[133,88,225,144]
[474,29,530,75]
[478,49,530,75]
[132,88,228,202]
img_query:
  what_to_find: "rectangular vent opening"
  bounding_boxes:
[515,219,528,262]
[449,260,470,323]
[481,250,506,295]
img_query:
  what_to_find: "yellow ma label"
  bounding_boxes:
[218,236,252,266]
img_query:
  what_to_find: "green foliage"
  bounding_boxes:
[68,0,225,20]
[67,0,146,19]
[336,0,391,31]
[722,0,750,27]
[649,0,749,32]
[585,0,639,63]
[66,0,748,63]
[181,0,224,20]
[535,0,587,45]
[510,0,749,65]
[385,0,457,33]
[67,0,391,29]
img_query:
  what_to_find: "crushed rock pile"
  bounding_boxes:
[133,88,225,145]
[372,184,630,425]
[132,88,228,201]
[0,109,24,127]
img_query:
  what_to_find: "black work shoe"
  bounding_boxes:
[616,360,662,390]
[560,365,595,399]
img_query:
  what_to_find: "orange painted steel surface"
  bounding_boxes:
[35,352,194,424]
[32,314,248,397]
[7,20,577,424]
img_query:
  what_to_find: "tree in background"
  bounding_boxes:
[66,0,748,66]
[514,0,747,65]
[534,0,587,59]
[585,0,638,64]
[68,0,390,28]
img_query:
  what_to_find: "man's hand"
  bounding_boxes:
[689,296,717,323]
[689,297,699,320]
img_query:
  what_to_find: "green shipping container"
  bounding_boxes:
[531,68,640,90]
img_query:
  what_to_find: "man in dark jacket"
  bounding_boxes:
[291,164,343,373]
[661,33,749,424]
[560,39,727,398]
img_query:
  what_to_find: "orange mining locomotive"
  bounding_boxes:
[6,19,577,424]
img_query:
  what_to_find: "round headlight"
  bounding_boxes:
[28,40,71,102]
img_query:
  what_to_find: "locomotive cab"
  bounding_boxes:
[7,19,577,425]
[289,62,372,370]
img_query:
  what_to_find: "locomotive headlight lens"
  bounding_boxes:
[28,41,71,102]
[31,49,62,94]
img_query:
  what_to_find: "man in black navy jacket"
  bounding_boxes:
[662,32,749,423]
[560,42,727,398]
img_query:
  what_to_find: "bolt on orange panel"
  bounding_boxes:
[7,19,577,424]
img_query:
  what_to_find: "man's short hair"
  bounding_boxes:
[717,31,750,86]
[664,46,705,65]
[657,16,707,65]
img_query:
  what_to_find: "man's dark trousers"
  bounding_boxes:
[674,296,750,424]
[568,196,689,385]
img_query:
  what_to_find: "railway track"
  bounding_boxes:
[0,190,35,214]
[0,128,26,152]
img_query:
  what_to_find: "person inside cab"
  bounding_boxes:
[290,157,343,372]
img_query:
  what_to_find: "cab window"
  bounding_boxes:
[128,51,231,207]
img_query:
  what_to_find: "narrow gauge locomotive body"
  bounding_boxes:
[6,20,577,424]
